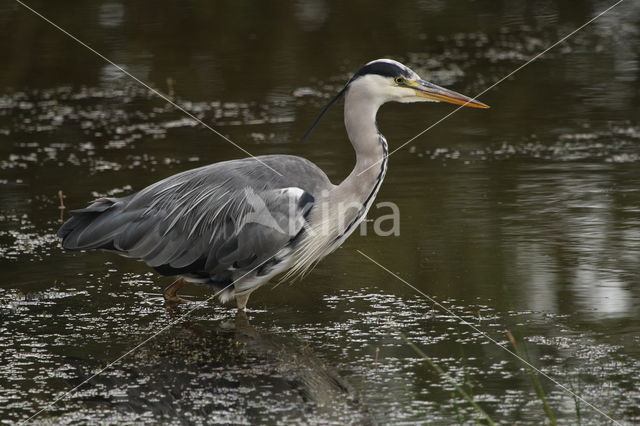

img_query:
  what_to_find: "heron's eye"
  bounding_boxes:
[394,77,405,85]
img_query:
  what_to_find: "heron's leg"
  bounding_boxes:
[235,291,253,311]
[163,278,190,303]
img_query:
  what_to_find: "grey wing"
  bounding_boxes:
[58,156,324,282]
[128,185,313,281]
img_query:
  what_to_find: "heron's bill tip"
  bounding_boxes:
[430,94,490,109]
[414,80,490,109]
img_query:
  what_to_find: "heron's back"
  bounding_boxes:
[58,155,334,285]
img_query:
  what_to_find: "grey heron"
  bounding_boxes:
[58,59,488,310]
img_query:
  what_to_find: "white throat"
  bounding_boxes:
[283,74,391,280]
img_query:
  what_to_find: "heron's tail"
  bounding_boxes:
[57,197,127,251]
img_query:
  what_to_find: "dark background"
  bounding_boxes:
[1,1,639,424]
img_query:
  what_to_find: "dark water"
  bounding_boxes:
[2,0,640,424]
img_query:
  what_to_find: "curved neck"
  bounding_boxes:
[339,86,388,190]
[292,84,389,272]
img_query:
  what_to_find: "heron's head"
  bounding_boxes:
[348,59,489,107]
[302,59,488,140]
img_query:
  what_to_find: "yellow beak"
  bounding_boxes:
[412,79,489,108]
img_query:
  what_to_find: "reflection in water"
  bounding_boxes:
[1,0,640,424]
[98,2,124,29]
[574,266,630,315]
[513,241,558,313]
[227,311,364,419]
[294,0,329,32]
[1,281,640,424]
[499,165,638,318]
[22,310,369,424]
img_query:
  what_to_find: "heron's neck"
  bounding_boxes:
[314,87,388,244]
[339,89,388,194]
[291,87,388,271]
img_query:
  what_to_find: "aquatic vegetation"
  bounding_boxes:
[2,1,640,423]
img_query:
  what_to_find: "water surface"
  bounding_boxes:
[1,1,640,424]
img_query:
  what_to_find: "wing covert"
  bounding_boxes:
[115,176,314,279]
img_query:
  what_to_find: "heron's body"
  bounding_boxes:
[58,59,487,309]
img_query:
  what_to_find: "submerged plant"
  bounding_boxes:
[507,330,557,425]
[398,332,495,425]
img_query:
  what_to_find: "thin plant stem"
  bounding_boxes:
[398,332,495,425]
[507,331,557,425]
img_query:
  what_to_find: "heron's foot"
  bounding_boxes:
[164,294,190,303]
[163,278,191,303]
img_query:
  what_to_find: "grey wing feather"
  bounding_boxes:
[58,155,331,280]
